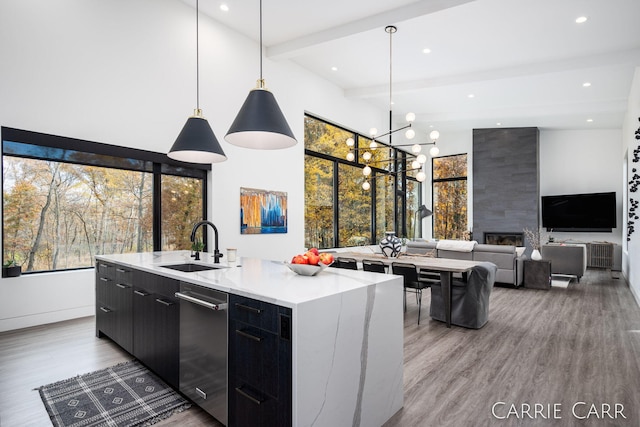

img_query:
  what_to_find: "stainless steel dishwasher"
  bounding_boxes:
[175,282,228,425]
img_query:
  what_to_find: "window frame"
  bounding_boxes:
[2,127,209,274]
[431,153,468,240]
[304,114,422,248]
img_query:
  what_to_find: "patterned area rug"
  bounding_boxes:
[38,360,190,427]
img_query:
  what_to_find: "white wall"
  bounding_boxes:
[622,67,640,304]
[0,0,383,331]
[539,129,623,246]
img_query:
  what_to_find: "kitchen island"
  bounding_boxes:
[95,251,404,427]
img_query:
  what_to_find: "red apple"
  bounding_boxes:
[305,251,320,265]
[319,253,334,265]
[292,254,309,264]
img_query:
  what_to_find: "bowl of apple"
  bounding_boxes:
[285,248,334,276]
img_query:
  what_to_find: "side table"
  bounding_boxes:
[524,260,551,289]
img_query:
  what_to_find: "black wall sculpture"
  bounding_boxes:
[629,117,640,241]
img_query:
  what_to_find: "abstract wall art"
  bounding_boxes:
[240,187,288,234]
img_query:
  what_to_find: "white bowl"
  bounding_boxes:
[284,262,330,276]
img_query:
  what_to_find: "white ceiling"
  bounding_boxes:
[186,0,640,138]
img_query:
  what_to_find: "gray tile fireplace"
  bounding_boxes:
[472,127,540,252]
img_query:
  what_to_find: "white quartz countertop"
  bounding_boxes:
[95,251,397,308]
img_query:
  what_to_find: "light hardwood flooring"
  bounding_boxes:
[1,269,639,427]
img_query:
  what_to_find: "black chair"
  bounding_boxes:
[335,257,358,270]
[392,262,431,325]
[362,259,387,273]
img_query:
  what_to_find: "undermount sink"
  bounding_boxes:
[160,263,226,272]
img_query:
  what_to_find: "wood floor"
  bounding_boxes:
[1,269,639,427]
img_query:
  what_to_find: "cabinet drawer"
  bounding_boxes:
[230,321,278,397]
[96,275,112,303]
[134,270,179,298]
[115,265,134,286]
[229,295,282,333]
[229,379,281,427]
[96,261,115,279]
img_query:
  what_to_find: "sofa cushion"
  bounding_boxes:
[405,241,437,255]
[437,249,473,260]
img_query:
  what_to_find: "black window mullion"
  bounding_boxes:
[153,163,162,251]
[333,159,340,247]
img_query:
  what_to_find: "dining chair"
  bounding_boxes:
[362,259,387,273]
[429,262,497,329]
[392,262,431,325]
[335,257,358,270]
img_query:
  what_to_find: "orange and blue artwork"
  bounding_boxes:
[240,187,287,234]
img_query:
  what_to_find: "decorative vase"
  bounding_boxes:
[531,249,542,261]
[2,265,21,278]
[380,231,402,258]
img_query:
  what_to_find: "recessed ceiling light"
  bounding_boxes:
[586,118,593,122]
[583,82,591,87]
[496,122,502,126]
[468,94,475,98]
[220,4,229,12]
[422,48,431,54]
[331,66,338,71]
[576,16,588,24]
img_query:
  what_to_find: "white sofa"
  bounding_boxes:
[405,240,526,287]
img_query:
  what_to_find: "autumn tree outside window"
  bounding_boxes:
[2,127,207,273]
[432,154,468,240]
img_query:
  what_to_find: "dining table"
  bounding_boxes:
[336,251,483,328]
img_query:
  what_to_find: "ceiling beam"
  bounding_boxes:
[266,0,477,60]
[346,47,640,98]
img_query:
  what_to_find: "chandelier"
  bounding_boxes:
[345,25,440,190]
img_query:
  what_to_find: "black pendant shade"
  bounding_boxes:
[168,112,227,164]
[225,87,297,149]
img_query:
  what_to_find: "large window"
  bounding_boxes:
[432,154,468,240]
[2,127,207,273]
[304,115,422,249]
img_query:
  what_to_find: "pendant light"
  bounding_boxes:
[168,0,227,164]
[225,0,297,149]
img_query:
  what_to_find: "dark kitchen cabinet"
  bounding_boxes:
[132,270,180,388]
[95,261,133,353]
[228,294,292,427]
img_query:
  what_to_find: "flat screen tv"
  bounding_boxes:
[541,192,616,231]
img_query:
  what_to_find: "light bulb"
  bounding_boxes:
[405,129,415,140]
[363,165,372,176]
[369,127,378,137]
[405,112,416,122]
[346,152,355,161]
[411,144,422,154]
[362,151,372,161]
[370,140,378,150]
[416,171,426,182]
[346,137,354,147]
[362,181,370,190]
[429,130,440,141]
[430,145,440,156]
[411,160,421,169]
[417,154,427,164]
